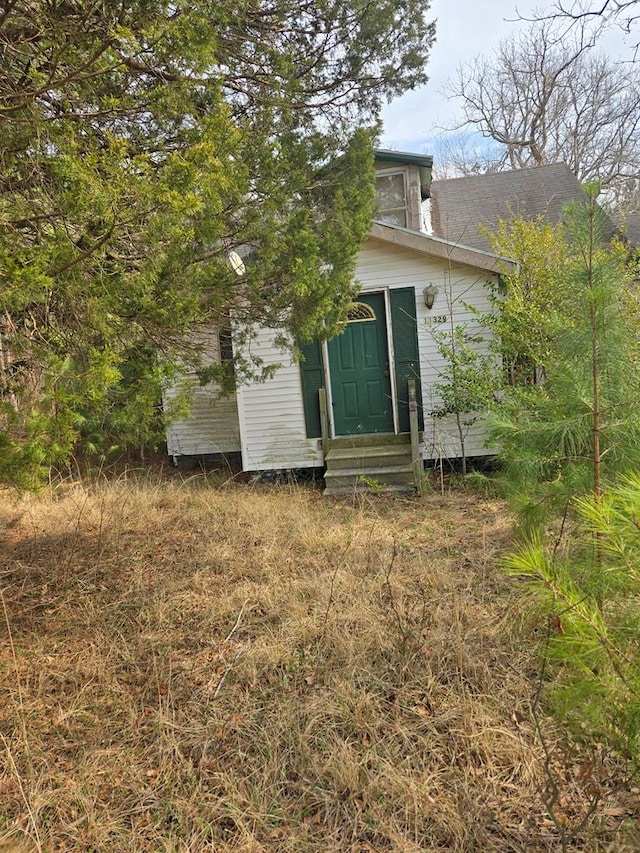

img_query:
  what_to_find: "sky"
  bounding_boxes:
[379,0,633,157]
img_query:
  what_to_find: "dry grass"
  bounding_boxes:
[0,473,637,852]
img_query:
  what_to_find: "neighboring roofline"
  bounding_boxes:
[375,148,434,169]
[430,161,575,186]
[369,222,516,274]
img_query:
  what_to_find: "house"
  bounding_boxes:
[616,210,640,247]
[429,163,615,251]
[165,150,515,492]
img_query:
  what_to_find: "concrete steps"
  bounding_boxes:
[323,434,416,496]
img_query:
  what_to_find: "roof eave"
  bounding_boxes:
[374,149,434,169]
[369,222,516,274]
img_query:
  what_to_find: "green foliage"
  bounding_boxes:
[0,0,436,485]
[489,197,640,528]
[484,216,572,386]
[431,310,498,474]
[432,325,498,420]
[505,477,640,759]
[491,193,640,764]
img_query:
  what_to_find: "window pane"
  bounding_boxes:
[376,173,407,227]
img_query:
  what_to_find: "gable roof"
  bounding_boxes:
[616,211,640,246]
[369,222,515,275]
[430,164,589,253]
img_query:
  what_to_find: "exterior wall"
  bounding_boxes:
[235,329,324,471]
[236,238,498,470]
[355,239,497,461]
[168,238,500,470]
[165,328,241,459]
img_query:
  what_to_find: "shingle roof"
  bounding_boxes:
[430,164,588,252]
[617,211,640,246]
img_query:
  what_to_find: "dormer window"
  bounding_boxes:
[375,170,407,228]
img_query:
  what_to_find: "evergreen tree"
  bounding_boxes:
[492,193,640,761]
[490,193,640,530]
[0,0,435,483]
[505,476,640,760]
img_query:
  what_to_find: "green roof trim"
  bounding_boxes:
[375,149,433,168]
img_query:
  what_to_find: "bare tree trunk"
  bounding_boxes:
[586,200,604,571]
[0,317,18,413]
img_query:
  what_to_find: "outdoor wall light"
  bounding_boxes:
[423,284,438,310]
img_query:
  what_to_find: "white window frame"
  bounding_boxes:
[374,168,408,228]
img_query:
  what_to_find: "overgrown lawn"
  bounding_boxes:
[0,475,637,851]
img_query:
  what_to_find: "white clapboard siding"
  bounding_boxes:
[173,235,501,470]
[356,238,498,460]
[235,329,324,471]
[165,328,241,458]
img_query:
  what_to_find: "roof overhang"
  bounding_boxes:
[375,149,434,199]
[369,222,516,275]
[375,149,433,169]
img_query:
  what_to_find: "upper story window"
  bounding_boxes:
[375,170,407,228]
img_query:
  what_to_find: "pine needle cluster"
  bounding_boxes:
[505,478,640,758]
[491,197,640,530]
[490,193,640,761]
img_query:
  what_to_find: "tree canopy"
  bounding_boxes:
[0,0,435,482]
[445,19,640,197]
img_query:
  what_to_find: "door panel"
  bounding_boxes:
[338,334,356,370]
[328,293,394,435]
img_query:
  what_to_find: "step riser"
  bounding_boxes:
[326,453,412,470]
[325,434,411,450]
[324,471,415,489]
[323,435,417,495]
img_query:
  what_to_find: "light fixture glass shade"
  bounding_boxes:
[423,284,438,310]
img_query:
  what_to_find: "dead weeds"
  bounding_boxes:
[0,474,637,851]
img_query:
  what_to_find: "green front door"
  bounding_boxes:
[328,292,394,435]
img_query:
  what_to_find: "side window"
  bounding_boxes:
[375,171,407,227]
[218,321,233,366]
[218,312,235,388]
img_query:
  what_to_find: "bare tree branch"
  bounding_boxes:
[443,19,640,203]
